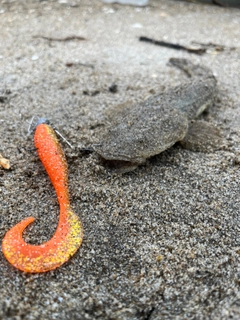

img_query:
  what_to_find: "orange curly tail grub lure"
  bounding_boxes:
[2,118,83,273]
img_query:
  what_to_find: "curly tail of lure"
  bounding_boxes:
[2,119,83,273]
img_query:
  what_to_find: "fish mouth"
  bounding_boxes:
[98,156,142,173]
[93,144,145,164]
[97,150,146,164]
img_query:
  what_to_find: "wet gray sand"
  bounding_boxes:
[0,1,239,319]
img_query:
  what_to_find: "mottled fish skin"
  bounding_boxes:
[93,58,217,170]
[95,105,188,164]
[168,58,217,120]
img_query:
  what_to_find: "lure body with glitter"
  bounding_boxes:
[2,120,83,273]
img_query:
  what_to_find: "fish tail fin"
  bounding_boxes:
[169,58,216,81]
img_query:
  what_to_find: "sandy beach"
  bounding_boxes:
[0,1,240,319]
